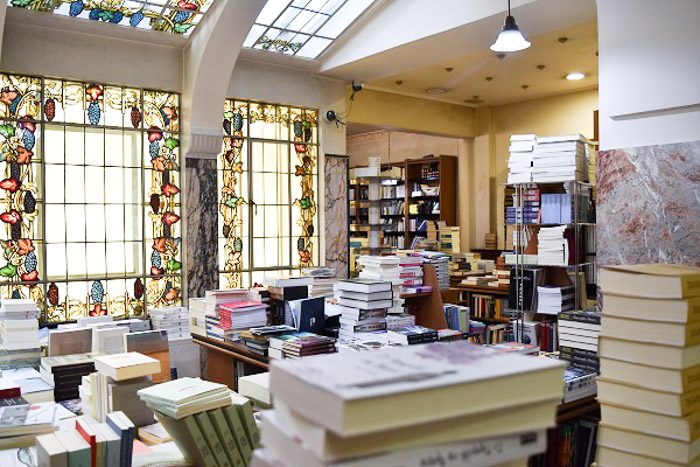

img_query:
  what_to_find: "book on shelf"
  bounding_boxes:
[508,267,542,311]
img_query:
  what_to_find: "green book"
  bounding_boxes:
[223,404,253,462]
[230,392,261,448]
[195,411,230,467]
[155,411,218,467]
[208,409,245,467]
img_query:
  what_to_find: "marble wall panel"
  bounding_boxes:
[324,155,349,278]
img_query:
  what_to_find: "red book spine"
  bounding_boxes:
[75,420,96,467]
[0,387,21,399]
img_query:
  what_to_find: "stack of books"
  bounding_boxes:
[597,264,700,466]
[188,297,207,337]
[562,367,597,403]
[531,134,588,183]
[217,300,268,342]
[506,188,541,225]
[538,320,558,352]
[138,378,260,466]
[387,325,438,345]
[357,255,404,314]
[386,313,415,330]
[124,330,171,383]
[0,348,42,370]
[150,306,190,340]
[35,411,134,466]
[443,303,470,333]
[302,267,337,298]
[335,279,391,340]
[0,299,40,351]
[40,354,96,402]
[80,352,159,427]
[558,310,601,373]
[0,367,53,403]
[0,394,76,449]
[398,255,423,290]
[419,251,450,289]
[239,325,297,357]
[536,285,575,314]
[437,328,464,341]
[268,332,337,360]
[265,276,313,326]
[507,134,536,184]
[257,341,565,466]
[537,226,571,266]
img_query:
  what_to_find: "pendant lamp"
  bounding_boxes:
[490,0,531,52]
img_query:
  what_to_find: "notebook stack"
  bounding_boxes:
[557,310,601,374]
[597,264,700,466]
[40,411,136,467]
[387,325,438,345]
[536,285,575,314]
[80,352,160,427]
[302,267,337,298]
[257,341,565,466]
[507,134,536,184]
[150,306,191,340]
[357,255,404,314]
[531,134,588,183]
[268,332,337,360]
[138,378,260,466]
[0,299,40,351]
[335,279,391,340]
[40,354,96,402]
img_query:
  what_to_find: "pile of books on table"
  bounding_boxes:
[357,255,404,314]
[537,226,571,266]
[240,325,297,357]
[138,378,260,466]
[597,264,700,466]
[265,276,314,326]
[40,354,96,402]
[557,310,601,373]
[150,306,190,340]
[507,134,536,184]
[209,289,267,342]
[302,267,337,297]
[531,134,588,183]
[268,332,337,360]
[335,279,391,340]
[0,299,40,352]
[385,313,415,330]
[419,251,450,289]
[35,410,132,466]
[79,352,159,427]
[536,285,575,314]
[0,367,53,403]
[256,341,565,466]
[188,297,207,337]
[387,325,438,345]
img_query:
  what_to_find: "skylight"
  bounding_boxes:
[243,0,374,59]
[7,0,214,36]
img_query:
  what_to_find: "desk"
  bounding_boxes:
[192,334,269,391]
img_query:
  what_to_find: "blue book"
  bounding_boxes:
[107,411,135,467]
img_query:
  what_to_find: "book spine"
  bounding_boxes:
[223,405,253,461]
[184,416,218,467]
[208,409,245,467]
[195,411,230,467]
[75,421,96,467]
[236,402,261,448]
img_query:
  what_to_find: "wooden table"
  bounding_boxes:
[192,334,269,391]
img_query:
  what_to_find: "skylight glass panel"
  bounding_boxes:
[7,0,215,36]
[246,0,375,59]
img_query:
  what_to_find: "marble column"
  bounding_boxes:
[597,140,700,267]
[324,155,349,278]
[185,158,219,299]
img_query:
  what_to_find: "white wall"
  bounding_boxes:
[597,0,700,150]
[1,22,183,92]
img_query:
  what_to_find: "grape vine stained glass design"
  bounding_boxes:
[219,99,318,289]
[0,72,181,322]
[7,0,214,36]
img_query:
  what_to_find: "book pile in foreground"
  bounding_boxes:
[36,411,134,467]
[335,279,390,340]
[0,368,53,403]
[40,354,96,402]
[268,332,337,360]
[150,306,190,340]
[0,299,40,351]
[80,352,159,427]
[256,341,565,467]
[0,398,76,449]
[597,264,700,466]
[138,377,260,467]
[536,285,575,314]
[387,325,438,345]
[531,134,588,183]
[357,255,404,314]
[507,134,536,184]
[557,310,601,373]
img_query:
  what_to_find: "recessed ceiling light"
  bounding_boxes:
[485,76,494,82]
[425,87,450,95]
[444,67,454,73]
[464,96,484,105]
[521,85,529,90]
[536,64,546,70]
[394,80,404,86]
[566,72,585,81]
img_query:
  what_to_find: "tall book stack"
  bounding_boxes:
[0,299,40,352]
[138,378,260,467]
[188,297,207,337]
[531,134,588,183]
[150,306,190,340]
[507,134,536,184]
[207,289,267,342]
[596,264,700,466]
[302,267,337,298]
[557,310,601,374]
[335,279,391,340]
[40,354,95,402]
[256,341,565,466]
[80,352,159,427]
[419,251,450,289]
[357,255,404,313]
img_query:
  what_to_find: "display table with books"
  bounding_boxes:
[191,334,269,391]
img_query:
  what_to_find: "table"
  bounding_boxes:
[191,334,269,391]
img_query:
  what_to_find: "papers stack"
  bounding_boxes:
[357,255,404,314]
[150,306,191,340]
[537,226,569,266]
[507,134,536,184]
[0,300,40,351]
[256,341,565,466]
[536,285,575,315]
[302,267,337,298]
[531,134,588,183]
[268,332,337,360]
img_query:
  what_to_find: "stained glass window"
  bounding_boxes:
[8,0,214,36]
[0,72,181,322]
[243,0,375,59]
[219,99,319,288]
